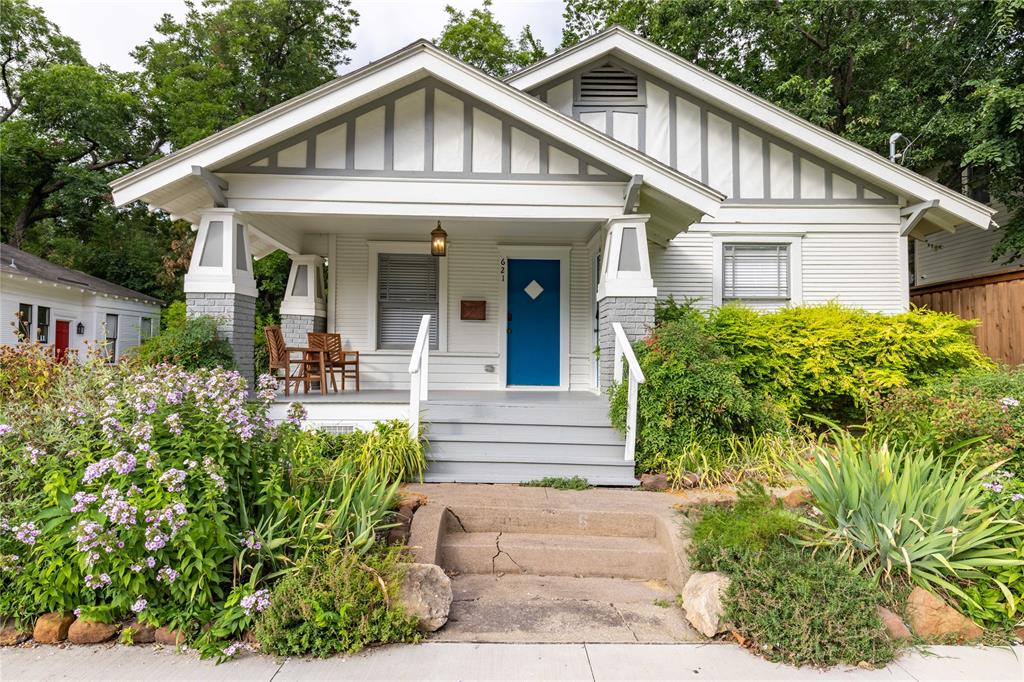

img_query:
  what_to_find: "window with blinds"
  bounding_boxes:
[377,253,439,350]
[722,243,790,301]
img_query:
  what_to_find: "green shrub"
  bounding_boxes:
[707,303,993,424]
[610,314,786,471]
[868,367,1024,468]
[254,548,419,657]
[161,300,186,332]
[523,476,591,490]
[725,544,896,667]
[688,482,801,572]
[134,315,234,370]
[793,431,1024,615]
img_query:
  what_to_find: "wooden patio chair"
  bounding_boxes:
[307,331,360,392]
[264,325,327,396]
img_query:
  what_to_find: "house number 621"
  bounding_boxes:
[499,257,506,282]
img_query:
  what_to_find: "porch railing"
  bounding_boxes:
[613,322,645,461]
[407,314,431,439]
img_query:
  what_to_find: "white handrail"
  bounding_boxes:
[408,314,431,439]
[612,322,645,462]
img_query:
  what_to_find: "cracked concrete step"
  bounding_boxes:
[443,506,660,539]
[441,532,669,580]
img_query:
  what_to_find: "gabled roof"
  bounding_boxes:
[0,243,162,305]
[508,26,996,231]
[112,40,724,220]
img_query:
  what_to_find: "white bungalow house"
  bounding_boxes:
[1,243,161,362]
[109,28,996,484]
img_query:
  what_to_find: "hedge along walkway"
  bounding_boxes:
[3,643,1022,681]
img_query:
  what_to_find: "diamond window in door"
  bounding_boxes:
[524,280,544,300]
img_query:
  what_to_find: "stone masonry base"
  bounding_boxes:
[186,292,257,387]
[281,314,327,347]
[598,296,655,392]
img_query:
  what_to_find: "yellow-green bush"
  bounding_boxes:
[707,303,992,423]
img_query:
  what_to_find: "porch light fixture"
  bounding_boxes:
[76,322,85,335]
[430,221,448,257]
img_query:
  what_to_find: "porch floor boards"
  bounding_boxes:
[273,389,607,406]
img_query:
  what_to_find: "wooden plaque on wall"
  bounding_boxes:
[461,300,486,321]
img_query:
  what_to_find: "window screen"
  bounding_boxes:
[140,317,154,340]
[722,244,790,301]
[377,253,438,350]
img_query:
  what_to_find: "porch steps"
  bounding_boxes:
[421,396,636,486]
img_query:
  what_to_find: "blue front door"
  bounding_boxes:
[507,258,560,386]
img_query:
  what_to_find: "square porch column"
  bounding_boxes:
[596,215,657,391]
[280,255,327,346]
[183,208,258,386]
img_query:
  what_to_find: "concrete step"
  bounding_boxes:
[425,421,624,446]
[441,531,668,580]
[423,460,637,486]
[442,506,659,538]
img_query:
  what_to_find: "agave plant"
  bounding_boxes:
[792,430,1024,611]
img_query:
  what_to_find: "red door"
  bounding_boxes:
[54,320,70,362]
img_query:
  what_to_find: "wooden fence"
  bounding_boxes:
[910,270,1024,366]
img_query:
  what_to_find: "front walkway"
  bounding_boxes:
[2,642,1021,681]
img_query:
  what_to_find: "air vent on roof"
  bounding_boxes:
[57,276,92,287]
[579,64,640,103]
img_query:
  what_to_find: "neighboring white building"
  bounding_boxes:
[1,243,162,362]
[107,28,998,483]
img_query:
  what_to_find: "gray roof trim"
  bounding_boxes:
[0,243,163,305]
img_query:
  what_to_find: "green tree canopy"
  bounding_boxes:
[133,0,358,149]
[436,0,547,78]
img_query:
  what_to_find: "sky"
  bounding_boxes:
[35,0,567,72]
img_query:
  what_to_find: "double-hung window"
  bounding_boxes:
[140,317,154,341]
[104,314,119,362]
[722,243,791,303]
[36,306,50,343]
[376,253,439,350]
[17,303,32,341]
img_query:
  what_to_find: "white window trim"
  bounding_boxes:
[496,245,572,391]
[711,234,802,307]
[367,241,448,352]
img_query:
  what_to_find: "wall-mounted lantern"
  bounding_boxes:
[430,221,448,257]
[76,322,85,335]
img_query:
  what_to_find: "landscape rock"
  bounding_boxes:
[1014,625,1024,643]
[125,620,156,644]
[154,626,186,646]
[67,619,118,644]
[906,586,983,642]
[389,497,423,545]
[877,606,912,641]
[399,562,452,632]
[681,571,732,638]
[640,473,669,491]
[778,487,812,508]
[33,612,75,644]
[678,472,701,489]
[0,618,30,646]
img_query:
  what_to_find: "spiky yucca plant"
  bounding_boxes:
[793,431,1024,611]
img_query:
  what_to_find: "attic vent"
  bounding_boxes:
[579,64,640,103]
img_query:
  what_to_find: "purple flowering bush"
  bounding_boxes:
[0,346,414,656]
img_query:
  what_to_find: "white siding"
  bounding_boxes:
[353,106,386,170]
[546,80,573,116]
[1,278,159,361]
[914,222,1018,286]
[332,234,596,391]
[652,206,907,314]
[393,90,426,171]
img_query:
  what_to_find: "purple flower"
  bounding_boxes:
[13,522,40,545]
[165,413,183,436]
[285,402,307,427]
[1011,493,1024,502]
[71,492,98,513]
[84,573,111,590]
[26,445,44,465]
[240,588,270,615]
[158,468,187,493]
[1000,396,1020,409]
[74,608,81,617]
[131,597,148,613]
[241,531,261,551]
[146,556,156,568]
[0,424,12,436]
[222,642,242,657]
[157,566,179,584]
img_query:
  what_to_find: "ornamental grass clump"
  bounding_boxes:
[792,430,1024,612]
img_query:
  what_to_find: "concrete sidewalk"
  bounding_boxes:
[2,642,1022,681]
